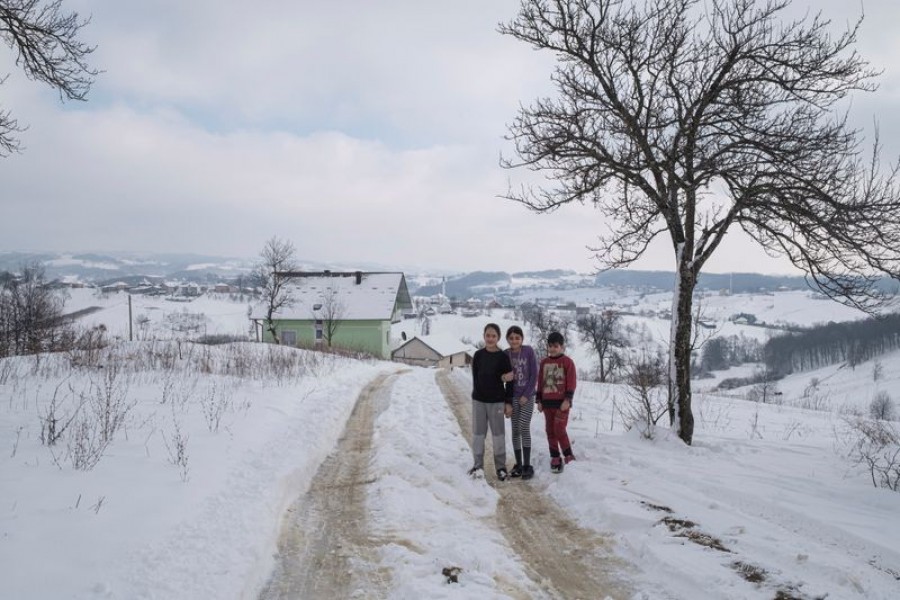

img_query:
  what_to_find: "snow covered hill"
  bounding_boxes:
[2,285,899,599]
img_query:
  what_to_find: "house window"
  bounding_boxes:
[281,330,297,346]
[315,319,323,342]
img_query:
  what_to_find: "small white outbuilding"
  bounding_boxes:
[391,334,474,368]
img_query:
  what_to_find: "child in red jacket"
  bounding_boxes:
[536,331,577,473]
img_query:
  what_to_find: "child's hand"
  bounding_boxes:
[561,399,571,412]
[504,404,513,418]
[501,371,514,383]
[536,402,543,413]
[518,395,529,406]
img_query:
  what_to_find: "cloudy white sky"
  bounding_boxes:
[1,0,899,274]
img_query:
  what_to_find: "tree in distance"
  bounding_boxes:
[254,237,298,345]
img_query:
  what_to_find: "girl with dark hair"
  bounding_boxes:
[469,323,514,480]
[504,325,538,479]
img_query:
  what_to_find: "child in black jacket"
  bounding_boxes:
[469,323,514,480]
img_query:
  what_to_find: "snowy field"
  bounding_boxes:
[61,288,255,341]
[1,287,899,599]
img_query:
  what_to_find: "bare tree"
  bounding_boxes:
[0,262,70,357]
[870,391,895,422]
[522,303,571,356]
[576,310,626,382]
[254,237,297,345]
[317,286,346,347]
[0,0,99,155]
[746,366,780,404]
[500,0,900,444]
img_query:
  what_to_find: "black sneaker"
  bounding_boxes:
[496,468,509,481]
[509,464,523,478]
[467,466,484,478]
[521,465,534,480]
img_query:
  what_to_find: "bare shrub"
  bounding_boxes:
[841,417,900,491]
[222,343,252,378]
[746,366,780,404]
[67,324,108,367]
[694,393,733,432]
[781,420,805,441]
[89,365,134,443]
[198,345,213,374]
[620,351,668,438]
[200,381,232,433]
[163,409,190,482]
[803,377,820,398]
[748,409,764,440]
[40,368,135,471]
[67,411,110,471]
[39,379,82,447]
[159,374,197,410]
[796,389,832,412]
[146,340,179,371]
[164,309,207,337]
[870,391,895,421]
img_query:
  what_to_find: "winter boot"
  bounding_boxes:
[510,449,523,477]
[550,457,563,474]
[521,447,533,479]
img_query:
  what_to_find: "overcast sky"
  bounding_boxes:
[1,0,899,275]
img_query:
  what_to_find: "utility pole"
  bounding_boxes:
[128,294,133,341]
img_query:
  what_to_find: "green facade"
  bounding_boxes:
[262,319,392,359]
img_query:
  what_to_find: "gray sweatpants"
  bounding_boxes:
[471,400,507,470]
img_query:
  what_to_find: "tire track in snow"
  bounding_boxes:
[436,369,634,600]
[258,371,398,600]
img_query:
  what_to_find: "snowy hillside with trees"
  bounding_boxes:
[1,280,899,599]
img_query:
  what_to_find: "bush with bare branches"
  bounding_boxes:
[620,351,668,439]
[840,417,900,492]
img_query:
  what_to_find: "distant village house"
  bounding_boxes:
[250,271,412,360]
[391,334,474,368]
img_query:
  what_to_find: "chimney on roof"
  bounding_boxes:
[355,271,362,284]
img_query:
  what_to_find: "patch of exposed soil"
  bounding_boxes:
[258,372,398,600]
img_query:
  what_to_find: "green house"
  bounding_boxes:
[250,271,412,359]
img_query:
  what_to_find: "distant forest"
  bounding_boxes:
[764,314,900,377]
[593,270,810,293]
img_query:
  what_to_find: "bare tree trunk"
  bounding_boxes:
[669,255,696,445]
[266,319,281,345]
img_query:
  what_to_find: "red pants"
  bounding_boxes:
[542,407,571,456]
